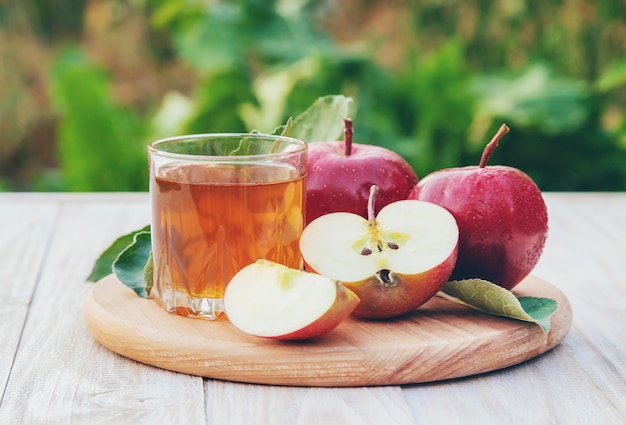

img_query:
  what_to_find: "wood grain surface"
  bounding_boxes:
[84,274,572,387]
[5,193,626,425]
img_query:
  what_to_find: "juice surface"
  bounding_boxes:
[151,163,305,299]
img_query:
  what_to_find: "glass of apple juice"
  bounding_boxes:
[148,133,307,320]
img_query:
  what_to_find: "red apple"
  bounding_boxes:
[223,260,359,340]
[410,124,549,290]
[305,118,418,224]
[300,186,459,319]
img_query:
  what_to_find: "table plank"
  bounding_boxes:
[532,193,626,420]
[0,197,206,424]
[0,200,59,401]
[205,382,416,424]
[0,202,58,304]
[1,192,625,425]
[403,346,624,425]
[0,307,28,402]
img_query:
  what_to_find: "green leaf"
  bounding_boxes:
[50,47,148,191]
[143,251,154,296]
[272,117,293,136]
[87,225,150,282]
[112,231,153,298]
[518,296,558,334]
[287,95,353,143]
[438,279,558,333]
[473,65,588,136]
[596,60,626,93]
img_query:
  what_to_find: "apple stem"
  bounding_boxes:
[366,185,387,254]
[479,124,510,168]
[367,185,379,222]
[344,118,353,156]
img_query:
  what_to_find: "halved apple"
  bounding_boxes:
[223,260,359,340]
[299,187,459,319]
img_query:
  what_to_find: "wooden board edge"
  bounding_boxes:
[82,275,573,387]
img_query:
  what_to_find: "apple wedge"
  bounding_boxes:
[300,186,459,319]
[223,260,359,340]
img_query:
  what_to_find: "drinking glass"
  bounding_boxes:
[148,133,307,319]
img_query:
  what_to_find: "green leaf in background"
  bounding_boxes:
[438,279,558,333]
[112,231,153,298]
[50,47,149,191]
[472,65,588,137]
[394,39,475,176]
[285,95,353,143]
[185,70,257,134]
[596,60,626,93]
[87,225,150,282]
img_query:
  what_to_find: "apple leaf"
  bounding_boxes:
[112,230,153,298]
[271,117,293,136]
[87,225,150,282]
[473,65,588,135]
[281,94,353,142]
[144,251,154,295]
[438,279,558,333]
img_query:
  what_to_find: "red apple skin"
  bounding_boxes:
[306,141,418,224]
[411,165,548,290]
[274,283,360,340]
[336,246,458,319]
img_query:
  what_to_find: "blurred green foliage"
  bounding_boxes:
[51,48,148,191]
[3,0,626,191]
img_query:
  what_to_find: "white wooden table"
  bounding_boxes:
[1,192,625,424]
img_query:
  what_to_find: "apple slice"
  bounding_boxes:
[300,186,459,319]
[223,260,359,340]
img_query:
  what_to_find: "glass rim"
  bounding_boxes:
[148,132,307,161]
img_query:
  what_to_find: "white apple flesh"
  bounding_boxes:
[223,260,359,340]
[300,186,459,319]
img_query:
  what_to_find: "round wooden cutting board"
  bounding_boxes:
[83,275,572,387]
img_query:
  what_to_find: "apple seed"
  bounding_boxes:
[356,186,406,256]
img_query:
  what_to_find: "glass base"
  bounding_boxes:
[157,289,224,320]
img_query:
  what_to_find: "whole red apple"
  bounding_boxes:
[410,124,548,290]
[306,118,418,224]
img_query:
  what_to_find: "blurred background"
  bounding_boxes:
[1,0,626,192]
